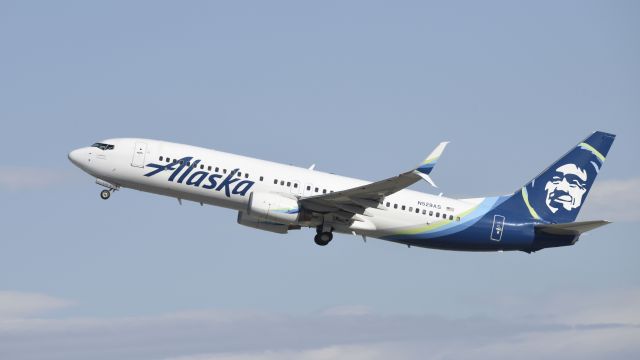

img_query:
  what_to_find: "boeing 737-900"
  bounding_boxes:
[68,131,615,253]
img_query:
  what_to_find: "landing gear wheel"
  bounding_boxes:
[314,232,333,246]
[100,189,111,200]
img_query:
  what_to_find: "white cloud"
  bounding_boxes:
[321,305,372,317]
[0,289,639,360]
[580,177,640,222]
[0,291,73,319]
[450,326,640,360]
[166,344,395,360]
[0,167,69,190]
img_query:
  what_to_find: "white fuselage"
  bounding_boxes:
[68,138,480,240]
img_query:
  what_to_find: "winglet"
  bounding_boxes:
[411,141,448,187]
[415,141,449,176]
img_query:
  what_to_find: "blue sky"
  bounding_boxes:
[1,1,639,359]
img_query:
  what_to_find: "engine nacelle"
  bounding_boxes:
[247,191,300,225]
[237,211,289,234]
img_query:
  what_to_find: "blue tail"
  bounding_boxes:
[517,131,616,223]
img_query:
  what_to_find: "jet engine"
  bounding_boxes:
[246,192,302,225]
[237,211,289,234]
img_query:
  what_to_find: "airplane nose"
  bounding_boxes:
[68,148,84,167]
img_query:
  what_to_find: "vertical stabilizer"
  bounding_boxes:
[517,131,615,223]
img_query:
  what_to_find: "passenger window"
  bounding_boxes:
[208,166,212,171]
[322,189,327,194]
[166,158,171,163]
[416,208,420,214]
[237,171,242,177]
[422,209,426,215]
[386,202,390,207]
[223,169,227,174]
[245,173,249,179]
[200,164,204,170]
[307,186,311,190]
[409,207,413,212]
[436,212,440,217]
[456,216,461,221]
[259,176,263,181]
[280,180,285,186]
[315,187,319,192]
[442,213,447,219]
[215,167,219,172]
[429,211,433,216]
[274,179,278,184]
[394,204,398,209]
[294,183,298,188]
[159,156,163,161]
[449,215,454,220]
[401,205,406,210]
[287,181,291,187]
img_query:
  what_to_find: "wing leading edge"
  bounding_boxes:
[299,142,449,215]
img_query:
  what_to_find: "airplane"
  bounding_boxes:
[68,131,615,253]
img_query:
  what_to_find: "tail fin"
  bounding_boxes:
[518,131,616,223]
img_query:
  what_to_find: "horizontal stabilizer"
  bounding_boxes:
[535,220,611,236]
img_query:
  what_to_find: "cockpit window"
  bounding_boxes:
[91,142,115,150]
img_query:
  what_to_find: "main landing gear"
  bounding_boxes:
[314,225,333,246]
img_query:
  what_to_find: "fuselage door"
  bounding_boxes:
[131,142,147,168]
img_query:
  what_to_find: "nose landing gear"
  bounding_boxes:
[100,189,112,200]
[96,179,119,200]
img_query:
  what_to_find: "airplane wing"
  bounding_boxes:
[299,142,448,215]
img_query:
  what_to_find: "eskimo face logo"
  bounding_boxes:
[544,163,588,213]
[143,156,254,198]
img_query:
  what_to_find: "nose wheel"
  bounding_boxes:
[100,189,111,200]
